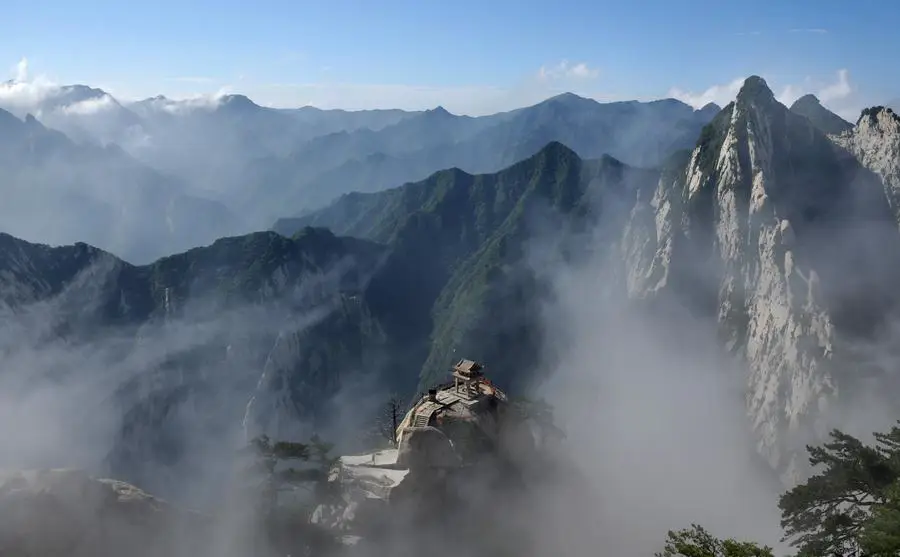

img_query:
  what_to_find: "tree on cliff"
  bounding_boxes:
[778,424,900,556]
[655,524,773,557]
[861,479,900,556]
[377,393,406,447]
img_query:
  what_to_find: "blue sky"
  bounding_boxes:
[2,0,897,117]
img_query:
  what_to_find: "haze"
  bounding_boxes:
[2,1,900,556]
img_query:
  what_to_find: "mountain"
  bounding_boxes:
[0,227,392,500]
[0,82,143,146]
[789,94,853,135]
[0,107,242,264]
[121,95,419,183]
[275,141,658,389]
[1,79,719,233]
[620,77,900,482]
[0,142,655,503]
[257,95,718,222]
[7,74,900,504]
[274,76,900,486]
[0,82,424,227]
[832,106,900,222]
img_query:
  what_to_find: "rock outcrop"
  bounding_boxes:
[832,107,900,223]
[0,469,207,557]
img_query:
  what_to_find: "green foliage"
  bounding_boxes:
[656,525,774,557]
[279,141,636,394]
[861,480,900,556]
[778,424,900,557]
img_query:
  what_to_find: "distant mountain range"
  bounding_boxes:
[0,107,241,264]
[0,81,721,260]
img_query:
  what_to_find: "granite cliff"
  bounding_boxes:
[621,77,900,481]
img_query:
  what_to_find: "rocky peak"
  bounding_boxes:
[217,94,260,113]
[426,105,452,117]
[791,93,821,108]
[696,102,722,119]
[857,105,900,130]
[735,75,777,109]
[623,70,899,484]
[832,106,900,223]
[790,94,853,135]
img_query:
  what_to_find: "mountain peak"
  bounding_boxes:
[425,105,454,118]
[218,94,260,111]
[792,94,821,108]
[534,140,579,161]
[790,94,852,134]
[736,75,776,106]
[542,92,595,109]
[550,92,582,101]
[858,105,900,127]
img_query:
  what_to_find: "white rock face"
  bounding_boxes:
[619,78,889,482]
[832,108,900,222]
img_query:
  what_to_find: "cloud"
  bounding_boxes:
[790,28,828,34]
[14,57,29,82]
[817,68,852,103]
[537,60,600,81]
[668,69,862,121]
[127,87,236,115]
[62,94,118,116]
[667,77,746,109]
[0,59,61,113]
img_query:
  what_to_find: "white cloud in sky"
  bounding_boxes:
[60,94,117,116]
[668,77,747,109]
[14,57,29,82]
[538,60,600,81]
[668,69,862,121]
[0,57,61,111]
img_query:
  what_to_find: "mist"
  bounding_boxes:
[0,246,383,498]
[533,279,785,555]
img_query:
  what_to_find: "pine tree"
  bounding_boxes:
[778,424,900,556]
